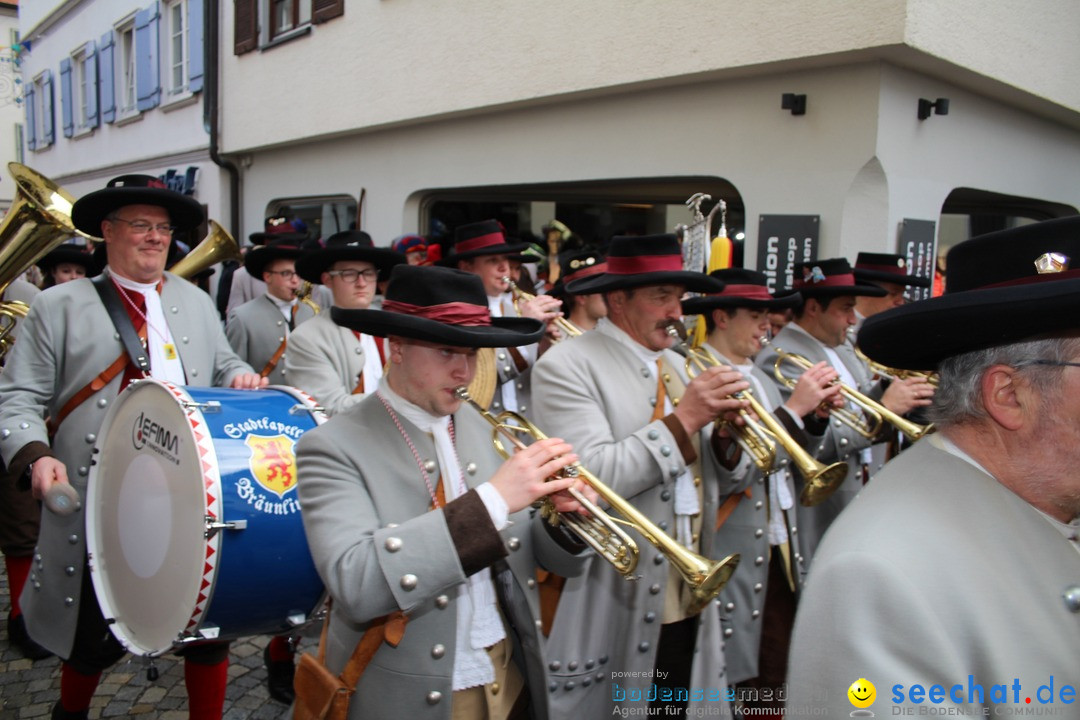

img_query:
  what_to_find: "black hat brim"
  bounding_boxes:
[436,242,535,266]
[682,292,801,315]
[330,307,544,348]
[295,247,406,284]
[566,270,724,296]
[854,269,932,288]
[857,276,1080,370]
[37,246,95,273]
[72,188,204,237]
[246,247,307,278]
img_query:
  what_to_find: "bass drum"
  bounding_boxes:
[86,379,327,656]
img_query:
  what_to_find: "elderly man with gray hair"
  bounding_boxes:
[784,216,1080,716]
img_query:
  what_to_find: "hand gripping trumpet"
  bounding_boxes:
[503,276,582,341]
[664,321,848,508]
[772,350,935,443]
[455,386,738,613]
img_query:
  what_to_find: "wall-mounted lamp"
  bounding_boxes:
[918,97,950,120]
[781,93,806,116]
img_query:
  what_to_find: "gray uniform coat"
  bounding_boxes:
[0,270,252,658]
[295,394,588,720]
[786,434,1080,715]
[755,323,877,566]
[696,345,807,685]
[225,295,316,386]
[283,311,370,416]
[531,327,731,718]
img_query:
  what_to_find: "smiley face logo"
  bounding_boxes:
[848,678,876,709]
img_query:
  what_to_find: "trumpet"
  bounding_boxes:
[455,386,738,614]
[664,321,847,507]
[503,276,581,341]
[296,280,322,315]
[772,350,934,443]
[854,345,939,387]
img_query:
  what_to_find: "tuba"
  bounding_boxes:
[168,219,243,279]
[0,163,86,359]
[773,349,934,443]
[665,320,848,507]
[456,386,739,614]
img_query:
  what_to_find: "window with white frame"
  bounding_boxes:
[166,0,188,96]
[73,45,98,132]
[117,20,137,117]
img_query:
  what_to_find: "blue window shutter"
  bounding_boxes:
[100,31,116,123]
[136,3,161,111]
[43,70,55,145]
[60,58,74,138]
[24,83,36,150]
[188,0,204,93]
[85,40,99,128]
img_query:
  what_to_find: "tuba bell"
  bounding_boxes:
[0,163,86,359]
[168,219,243,280]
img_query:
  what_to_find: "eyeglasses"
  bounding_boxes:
[327,268,378,284]
[108,217,176,237]
[265,270,298,280]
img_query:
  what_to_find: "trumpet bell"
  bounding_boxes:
[168,220,242,279]
[800,461,848,507]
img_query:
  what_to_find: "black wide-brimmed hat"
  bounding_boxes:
[249,215,308,246]
[550,250,607,297]
[330,265,544,347]
[245,237,309,278]
[854,252,931,288]
[564,234,724,295]
[295,231,405,284]
[437,220,534,265]
[859,215,1080,370]
[36,244,95,275]
[71,175,204,237]
[682,268,801,315]
[783,258,888,299]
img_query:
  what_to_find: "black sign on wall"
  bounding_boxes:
[898,219,937,302]
[756,215,819,292]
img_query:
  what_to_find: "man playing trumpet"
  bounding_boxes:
[532,234,749,718]
[295,264,591,720]
[755,258,930,567]
[680,268,842,703]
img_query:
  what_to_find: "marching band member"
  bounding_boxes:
[285,232,405,416]
[548,250,607,336]
[680,269,841,708]
[295,264,590,720]
[0,175,263,720]
[225,237,316,387]
[443,220,562,416]
[787,217,1080,714]
[532,234,747,718]
[754,258,919,567]
[852,251,931,329]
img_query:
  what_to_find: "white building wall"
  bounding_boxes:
[234,61,1080,261]
[221,0,1080,154]
[0,4,23,209]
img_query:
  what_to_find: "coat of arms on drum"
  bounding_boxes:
[244,434,299,498]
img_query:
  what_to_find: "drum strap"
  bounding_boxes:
[93,275,151,374]
[49,278,150,435]
[260,339,288,378]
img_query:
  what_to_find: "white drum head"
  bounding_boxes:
[86,381,207,655]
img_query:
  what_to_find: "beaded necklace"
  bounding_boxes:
[376,390,466,508]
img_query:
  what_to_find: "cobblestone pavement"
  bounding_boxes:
[0,558,292,720]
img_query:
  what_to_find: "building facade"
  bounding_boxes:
[18,0,231,273]
[217,0,1080,281]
